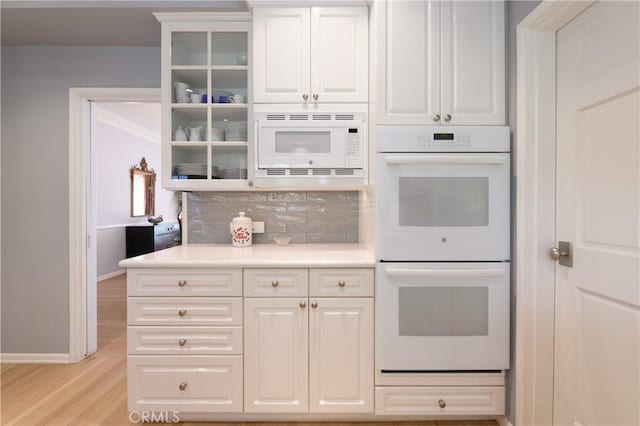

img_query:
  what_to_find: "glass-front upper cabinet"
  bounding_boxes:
[156,13,252,190]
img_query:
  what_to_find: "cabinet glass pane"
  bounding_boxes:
[210,70,247,104]
[171,108,207,142]
[211,32,248,66]
[398,287,489,336]
[398,177,489,226]
[172,146,208,179]
[211,146,247,180]
[172,70,207,104]
[211,108,247,143]
[172,32,207,66]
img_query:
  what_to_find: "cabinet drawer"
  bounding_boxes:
[127,326,242,355]
[309,269,374,297]
[244,269,308,297]
[374,386,505,416]
[128,355,242,413]
[127,268,242,297]
[127,297,242,326]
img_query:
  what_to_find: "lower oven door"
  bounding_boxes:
[376,262,510,372]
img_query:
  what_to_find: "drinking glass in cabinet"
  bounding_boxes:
[211,32,248,66]
[171,32,207,66]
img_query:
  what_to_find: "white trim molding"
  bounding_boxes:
[514,2,594,425]
[496,415,513,426]
[69,88,160,363]
[1,353,72,364]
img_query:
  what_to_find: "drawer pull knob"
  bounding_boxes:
[438,399,446,408]
[338,280,346,287]
[311,301,318,308]
[271,280,279,287]
[299,301,307,308]
[178,309,187,317]
[178,280,187,287]
[179,382,187,391]
[178,339,187,346]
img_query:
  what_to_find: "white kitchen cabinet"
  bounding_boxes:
[309,297,374,413]
[244,298,309,413]
[254,6,368,104]
[377,0,504,125]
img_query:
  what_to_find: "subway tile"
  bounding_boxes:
[268,192,307,202]
[286,222,327,233]
[306,233,347,243]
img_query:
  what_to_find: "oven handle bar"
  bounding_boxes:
[384,268,505,278]
[383,155,506,165]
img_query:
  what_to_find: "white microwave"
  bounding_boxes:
[254,110,368,186]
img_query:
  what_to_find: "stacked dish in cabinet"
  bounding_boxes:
[374,126,510,416]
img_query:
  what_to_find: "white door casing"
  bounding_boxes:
[554,2,640,425]
[244,298,309,413]
[309,297,374,413]
[253,8,311,103]
[311,7,368,103]
[377,0,441,124]
[441,0,505,125]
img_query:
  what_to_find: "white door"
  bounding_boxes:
[311,7,368,103]
[244,298,309,413]
[440,0,505,125]
[377,0,441,124]
[554,2,640,425]
[309,297,373,413]
[253,8,311,103]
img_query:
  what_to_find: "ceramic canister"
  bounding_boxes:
[230,211,252,247]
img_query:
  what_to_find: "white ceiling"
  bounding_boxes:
[1,1,248,46]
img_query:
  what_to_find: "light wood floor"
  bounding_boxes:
[1,274,498,426]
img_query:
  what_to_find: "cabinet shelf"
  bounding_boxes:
[171,65,249,71]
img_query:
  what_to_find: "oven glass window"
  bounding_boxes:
[398,177,489,226]
[275,131,331,154]
[398,287,488,336]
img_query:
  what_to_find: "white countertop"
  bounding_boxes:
[119,244,376,268]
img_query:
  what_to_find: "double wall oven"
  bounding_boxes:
[376,126,510,373]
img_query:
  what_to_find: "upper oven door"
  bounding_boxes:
[258,121,346,169]
[375,262,510,371]
[376,153,510,261]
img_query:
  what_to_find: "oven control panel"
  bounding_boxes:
[417,132,472,149]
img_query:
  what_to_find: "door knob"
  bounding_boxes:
[438,399,446,408]
[311,301,318,308]
[550,241,573,267]
[432,114,441,122]
[178,339,187,346]
[302,94,309,101]
[299,301,307,308]
[444,114,452,122]
[178,309,187,317]
[271,280,279,287]
[178,280,187,287]
[313,93,319,101]
[179,382,187,391]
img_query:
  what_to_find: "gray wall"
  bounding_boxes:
[188,192,359,244]
[1,46,160,354]
[506,1,541,423]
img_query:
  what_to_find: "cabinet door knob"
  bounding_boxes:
[438,399,446,408]
[178,309,187,317]
[179,382,187,391]
[178,339,187,346]
[313,93,319,101]
[299,301,307,308]
[444,114,452,122]
[432,114,441,122]
[311,301,318,308]
[302,94,309,101]
[271,280,279,287]
[338,280,346,287]
[178,280,187,287]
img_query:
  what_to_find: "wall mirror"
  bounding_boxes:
[130,158,156,217]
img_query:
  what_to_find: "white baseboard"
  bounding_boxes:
[98,269,125,282]
[1,353,72,364]
[497,415,514,426]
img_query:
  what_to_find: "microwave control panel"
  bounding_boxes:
[346,127,363,167]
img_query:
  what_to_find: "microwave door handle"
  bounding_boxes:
[384,268,505,278]
[383,155,506,165]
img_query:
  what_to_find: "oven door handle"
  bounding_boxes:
[384,268,505,278]
[383,155,506,165]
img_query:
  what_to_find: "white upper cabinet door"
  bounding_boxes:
[309,298,374,413]
[440,0,505,125]
[253,8,311,103]
[244,298,309,413]
[377,0,441,124]
[311,7,369,103]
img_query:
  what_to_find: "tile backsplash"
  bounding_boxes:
[187,191,359,244]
